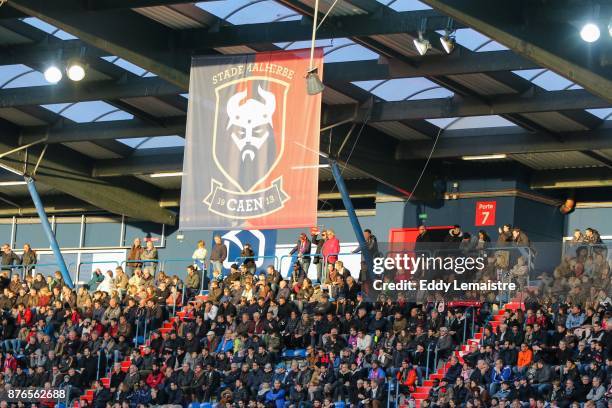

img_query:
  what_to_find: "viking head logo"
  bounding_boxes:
[226,86,276,161]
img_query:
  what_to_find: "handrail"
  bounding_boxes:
[279,253,322,278]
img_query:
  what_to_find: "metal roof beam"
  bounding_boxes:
[0,126,176,225]
[421,0,612,103]
[17,89,611,145]
[0,77,182,108]
[331,89,611,123]
[6,0,459,89]
[180,10,456,49]
[395,124,612,159]
[5,39,538,83]
[19,117,186,145]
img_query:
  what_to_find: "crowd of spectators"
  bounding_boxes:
[0,225,607,408]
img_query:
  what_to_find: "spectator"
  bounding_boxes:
[192,239,208,271]
[290,233,312,278]
[444,225,464,243]
[1,244,20,272]
[209,236,227,280]
[126,238,143,275]
[141,239,158,275]
[321,229,340,266]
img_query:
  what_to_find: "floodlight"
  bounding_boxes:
[440,34,455,54]
[580,22,600,42]
[44,65,62,84]
[66,60,86,81]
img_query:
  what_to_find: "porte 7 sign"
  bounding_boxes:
[475,201,496,226]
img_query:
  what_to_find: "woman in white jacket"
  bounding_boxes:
[192,240,208,271]
[97,270,116,295]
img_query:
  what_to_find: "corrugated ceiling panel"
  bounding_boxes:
[370,122,431,141]
[215,46,256,54]
[510,151,603,170]
[64,142,124,159]
[0,25,32,46]
[120,97,185,117]
[319,165,366,182]
[323,87,357,104]
[135,6,203,29]
[594,149,612,161]
[300,0,368,16]
[0,108,47,126]
[447,73,518,95]
[521,112,590,132]
[136,174,182,189]
[369,34,419,57]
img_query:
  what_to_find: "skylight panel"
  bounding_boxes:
[135,136,185,149]
[275,39,333,51]
[382,0,431,12]
[197,0,297,24]
[353,78,453,101]
[2,70,48,88]
[42,101,133,123]
[529,70,576,91]
[22,17,77,40]
[452,28,507,51]
[0,65,49,89]
[586,108,612,120]
[324,39,379,63]
[118,138,148,148]
[95,110,135,122]
[101,56,155,77]
[427,115,516,130]
[513,69,579,91]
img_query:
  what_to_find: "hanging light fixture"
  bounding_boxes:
[305,0,324,95]
[440,17,456,54]
[413,18,431,56]
[43,65,63,83]
[306,67,325,95]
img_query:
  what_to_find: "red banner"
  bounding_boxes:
[180,50,323,230]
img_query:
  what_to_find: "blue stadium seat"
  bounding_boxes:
[200,403,213,408]
[335,402,346,408]
[282,350,294,358]
[189,403,200,408]
[293,349,306,358]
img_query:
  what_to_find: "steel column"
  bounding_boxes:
[25,177,74,288]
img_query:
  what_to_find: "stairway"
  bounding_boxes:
[401,298,525,408]
[73,293,209,407]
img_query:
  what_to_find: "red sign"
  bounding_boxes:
[475,201,496,226]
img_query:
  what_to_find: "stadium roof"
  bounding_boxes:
[0,0,611,224]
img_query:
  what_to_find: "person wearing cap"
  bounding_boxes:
[290,233,312,277]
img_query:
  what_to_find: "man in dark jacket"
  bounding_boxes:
[209,235,227,277]
[93,380,112,408]
[311,230,326,283]
[1,244,20,272]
